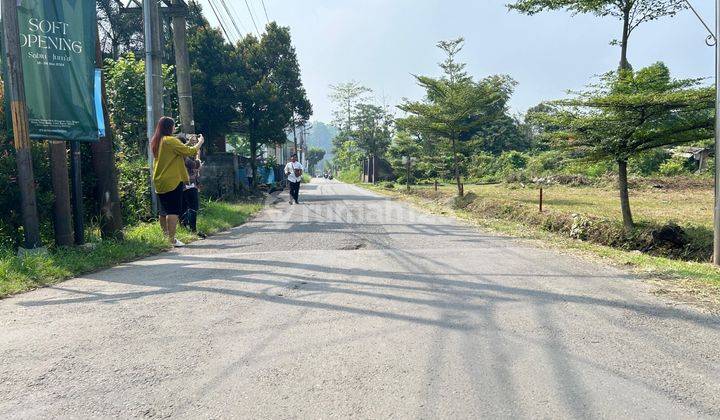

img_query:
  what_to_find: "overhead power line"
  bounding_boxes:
[244,0,261,36]
[222,0,252,36]
[259,0,270,23]
[207,0,233,42]
[218,0,245,40]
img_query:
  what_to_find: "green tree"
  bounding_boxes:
[474,114,530,155]
[352,103,394,160]
[260,22,313,154]
[388,131,422,185]
[105,54,177,159]
[233,25,308,187]
[329,81,372,132]
[306,147,327,174]
[187,20,239,152]
[334,139,364,170]
[398,38,515,196]
[96,0,143,59]
[531,62,713,229]
[508,0,686,70]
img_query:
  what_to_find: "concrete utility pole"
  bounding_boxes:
[2,0,41,249]
[682,0,719,263]
[714,0,720,264]
[172,0,195,135]
[144,0,164,214]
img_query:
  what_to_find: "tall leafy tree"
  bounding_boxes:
[235,35,281,184]
[352,103,394,160]
[187,20,239,152]
[259,22,313,152]
[334,140,364,170]
[329,82,373,132]
[474,114,531,155]
[508,0,686,70]
[388,131,422,185]
[96,0,143,58]
[530,62,713,229]
[398,38,515,196]
[306,147,327,174]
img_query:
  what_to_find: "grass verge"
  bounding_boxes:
[0,199,262,298]
[363,184,720,307]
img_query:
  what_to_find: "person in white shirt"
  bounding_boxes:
[284,154,304,204]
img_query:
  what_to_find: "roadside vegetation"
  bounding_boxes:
[367,182,720,293]
[0,2,307,296]
[0,200,261,298]
[326,1,719,286]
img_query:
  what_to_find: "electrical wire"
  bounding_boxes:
[217,0,245,40]
[259,0,270,23]
[222,0,252,36]
[207,0,233,42]
[243,0,261,36]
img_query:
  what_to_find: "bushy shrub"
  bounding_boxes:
[468,150,531,183]
[629,149,671,175]
[337,166,362,183]
[563,160,613,178]
[117,158,153,225]
[467,152,496,180]
[659,157,692,176]
[526,150,565,176]
[497,151,528,172]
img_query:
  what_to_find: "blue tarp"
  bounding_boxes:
[238,166,276,186]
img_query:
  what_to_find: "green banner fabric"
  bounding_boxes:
[16,0,101,141]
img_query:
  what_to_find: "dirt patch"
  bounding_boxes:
[648,278,720,314]
[622,175,713,191]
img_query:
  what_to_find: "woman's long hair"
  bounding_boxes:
[150,117,175,159]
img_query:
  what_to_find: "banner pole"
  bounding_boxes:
[48,141,74,246]
[1,0,41,249]
[70,141,84,245]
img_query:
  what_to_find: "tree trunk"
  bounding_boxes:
[451,136,463,197]
[292,124,298,156]
[250,137,258,189]
[618,159,634,230]
[619,5,631,71]
[93,30,124,239]
[111,38,119,60]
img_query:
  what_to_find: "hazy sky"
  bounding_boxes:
[197,0,715,123]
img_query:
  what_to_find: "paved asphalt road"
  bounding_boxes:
[1,179,719,419]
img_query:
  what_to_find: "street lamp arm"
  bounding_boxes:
[684,0,717,46]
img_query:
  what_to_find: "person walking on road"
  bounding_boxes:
[151,117,204,247]
[285,153,304,205]
[244,160,254,189]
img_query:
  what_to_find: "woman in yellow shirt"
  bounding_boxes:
[150,117,204,247]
